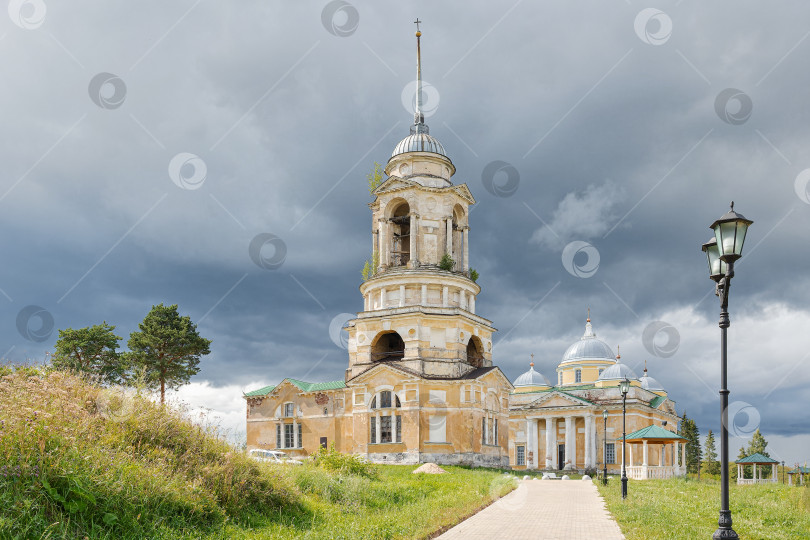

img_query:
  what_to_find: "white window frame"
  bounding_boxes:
[517,445,525,466]
[283,402,295,417]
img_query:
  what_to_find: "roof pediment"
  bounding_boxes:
[372,177,420,196]
[347,362,420,385]
[521,390,593,410]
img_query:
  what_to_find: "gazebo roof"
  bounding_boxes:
[788,466,810,474]
[617,424,687,442]
[735,453,779,464]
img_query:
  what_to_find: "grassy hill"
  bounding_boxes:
[0,367,515,539]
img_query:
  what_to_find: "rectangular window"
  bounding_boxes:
[606,443,616,464]
[396,415,402,443]
[284,403,294,417]
[276,424,281,448]
[370,416,377,443]
[482,417,487,444]
[380,415,392,443]
[284,424,294,448]
[380,391,392,408]
[494,419,498,445]
[298,423,302,448]
[429,414,446,442]
[575,369,582,383]
[517,445,525,466]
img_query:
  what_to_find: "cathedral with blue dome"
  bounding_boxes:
[506,316,684,476]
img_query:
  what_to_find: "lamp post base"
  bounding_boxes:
[621,476,628,499]
[712,511,739,539]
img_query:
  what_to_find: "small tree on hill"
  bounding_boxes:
[702,430,720,476]
[51,323,126,385]
[127,304,211,404]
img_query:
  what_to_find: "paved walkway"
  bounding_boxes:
[436,478,625,540]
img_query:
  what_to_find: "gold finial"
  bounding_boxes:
[530,353,534,368]
[644,358,648,373]
[616,344,621,360]
[587,307,590,322]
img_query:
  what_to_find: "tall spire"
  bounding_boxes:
[411,19,429,135]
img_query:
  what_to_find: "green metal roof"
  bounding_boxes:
[617,424,687,441]
[648,395,666,409]
[788,466,810,474]
[244,385,275,397]
[736,452,779,464]
[287,378,346,392]
[243,378,346,398]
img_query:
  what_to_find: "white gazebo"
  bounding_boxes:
[788,466,809,486]
[735,453,779,485]
[617,424,688,480]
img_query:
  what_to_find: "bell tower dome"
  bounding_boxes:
[345,23,496,381]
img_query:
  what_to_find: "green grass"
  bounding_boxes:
[597,476,810,540]
[0,366,515,539]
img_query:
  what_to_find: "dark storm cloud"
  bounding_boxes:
[1,1,809,461]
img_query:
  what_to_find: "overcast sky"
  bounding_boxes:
[3,1,810,464]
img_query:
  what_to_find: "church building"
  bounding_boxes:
[244,25,683,475]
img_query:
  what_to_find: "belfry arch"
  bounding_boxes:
[371,331,405,362]
[466,336,484,368]
[386,199,411,267]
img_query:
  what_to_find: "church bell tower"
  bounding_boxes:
[345,24,496,381]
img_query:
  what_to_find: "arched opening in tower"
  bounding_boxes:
[466,336,484,368]
[371,331,405,362]
[390,202,410,267]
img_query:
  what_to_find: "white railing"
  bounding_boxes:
[626,465,686,480]
[737,477,777,485]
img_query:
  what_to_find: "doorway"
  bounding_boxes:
[558,443,565,470]
[319,437,327,449]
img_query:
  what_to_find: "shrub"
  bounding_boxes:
[469,268,479,282]
[439,253,455,271]
[312,444,378,479]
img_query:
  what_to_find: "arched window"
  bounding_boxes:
[370,390,401,409]
[369,391,402,444]
[371,331,405,362]
[390,201,411,267]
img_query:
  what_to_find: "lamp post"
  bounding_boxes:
[702,202,752,540]
[620,377,630,499]
[603,409,609,486]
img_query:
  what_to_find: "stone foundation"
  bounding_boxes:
[367,451,508,468]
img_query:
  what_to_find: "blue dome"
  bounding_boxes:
[391,133,447,158]
[639,370,665,391]
[514,364,551,387]
[561,321,616,364]
[597,363,639,381]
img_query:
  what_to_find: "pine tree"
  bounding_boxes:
[127,304,211,404]
[679,413,702,474]
[51,323,125,385]
[746,429,770,458]
[702,430,720,476]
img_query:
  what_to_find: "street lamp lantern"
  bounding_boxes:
[620,377,630,499]
[603,409,609,486]
[701,238,727,282]
[704,202,753,540]
[709,202,753,262]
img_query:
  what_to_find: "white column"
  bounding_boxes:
[375,412,381,444]
[377,220,384,270]
[628,443,634,467]
[445,218,453,257]
[460,290,467,310]
[772,464,777,483]
[364,294,369,311]
[463,227,469,271]
[642,440,648,465]
[584,416,592,469]
[659,444,664,467]
[409,214,417,265]
[525,418,534,469]
[532,419,539,469]
[545,417,555,469]
[442,286,449,307]
[564,416,574,470]
[681,441,686,468]
[380,220,388,267]
[380,288,386,309]
[399,285,405,307]
[293,418,298,448]
[421,284,427,305]
[469,295,475,314]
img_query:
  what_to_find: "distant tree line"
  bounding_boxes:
[50,303,211,403]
